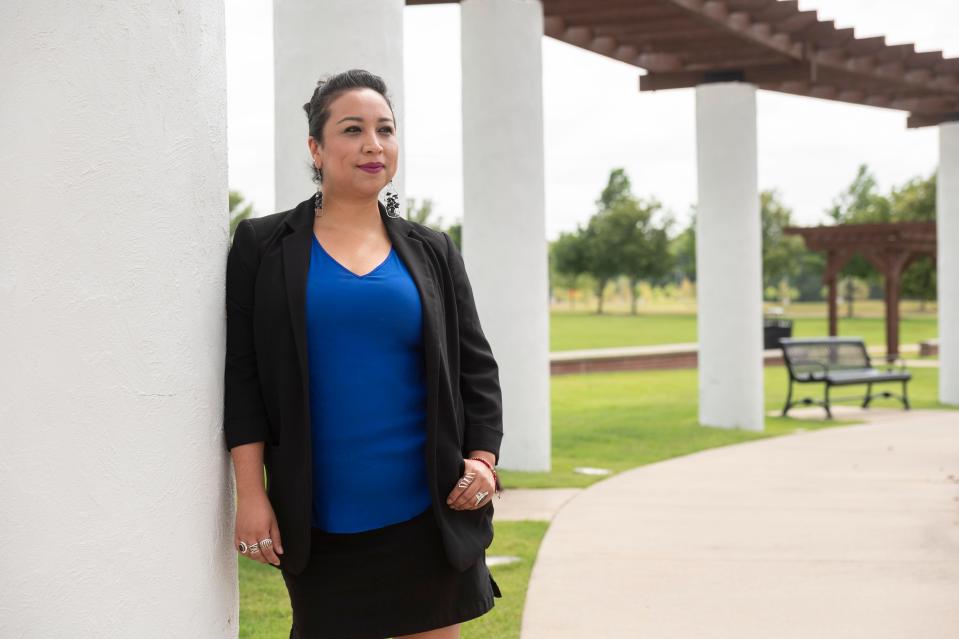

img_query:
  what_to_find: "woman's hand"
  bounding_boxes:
[235,491,284,566]
[446,458,496,510]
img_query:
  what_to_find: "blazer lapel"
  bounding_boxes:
[280,196,442,442]
[281,198,314,400]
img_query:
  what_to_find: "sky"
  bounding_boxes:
[225,0,958,241]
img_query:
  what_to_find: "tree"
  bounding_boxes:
[581,169,640,313]
[826,163,892,224]
[229,190,255,238]
[406,196,439,227]
[595,167,632,212]
[583,212,623,314]
[604,196,674,314]
[825,165,938,310]
[791,250,827,302]
[551,229,590,310]
[824,164,889,293]
[834,276,871,318]
[765,279,800,306]
[669,206,697,284]
[891,171,937,308]
[404,196,463,250]
[761,189,807,299]
[580,169,676,314]
[446,222,461,251]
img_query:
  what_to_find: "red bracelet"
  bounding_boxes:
[468,456,501,492]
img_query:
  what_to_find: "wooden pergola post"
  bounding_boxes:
[785,223,937,363]
[861,249,913,363]
[824,248,852,337]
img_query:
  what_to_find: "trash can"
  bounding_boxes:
[763,317,793,350]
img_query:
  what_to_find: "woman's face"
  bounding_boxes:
[308,88,398,199]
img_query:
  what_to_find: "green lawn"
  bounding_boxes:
[462,521,548,639]
[238,561,293,637]
[239,365,950,637]
[239,306,947,637]
[498,364,948,490]
[550,307,939,352]
[237,520,548,639]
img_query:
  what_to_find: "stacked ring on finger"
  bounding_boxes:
[249,543,260,554]
[474,490,489,504]
[259,538,273,548]
[237,541,249,554]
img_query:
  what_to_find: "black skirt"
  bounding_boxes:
[280,504,502,639]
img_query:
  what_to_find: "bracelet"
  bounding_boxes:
[468,456,502,493]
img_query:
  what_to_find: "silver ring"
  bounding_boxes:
[249,543,260,554]
[237,541,248,554]
[474,490,489,504]
[259,538,273,548]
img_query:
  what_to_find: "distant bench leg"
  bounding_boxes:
[824,384,833,420]
[782,378,794,417]
[862,382,873,409]
[902,380,910,410]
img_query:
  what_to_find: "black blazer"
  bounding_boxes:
[223,193,504,576]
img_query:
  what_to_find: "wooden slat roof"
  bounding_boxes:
[784,221,937,255]
[408,0,959,128]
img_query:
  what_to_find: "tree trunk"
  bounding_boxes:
[595,279,607,314]
[629,278,639,315]
[845,279,854,319]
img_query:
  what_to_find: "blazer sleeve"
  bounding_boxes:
[443,231,504,465]
[223,218,271,451]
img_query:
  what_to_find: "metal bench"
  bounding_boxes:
[779,337,911,419]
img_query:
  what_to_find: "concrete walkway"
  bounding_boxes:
[520,407,959,638]
[491,487,582,522]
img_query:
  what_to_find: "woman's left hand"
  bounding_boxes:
[446,458,495,510]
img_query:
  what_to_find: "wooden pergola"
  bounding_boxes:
[783,222,937,361]
[488,0,959,128]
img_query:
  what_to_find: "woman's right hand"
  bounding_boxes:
[235,491,284,567]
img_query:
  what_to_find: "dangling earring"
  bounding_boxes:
[384,179,401,218]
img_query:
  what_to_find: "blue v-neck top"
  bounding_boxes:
[304,234,432,532]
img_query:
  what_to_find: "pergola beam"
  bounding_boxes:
[908,112,959,128]
[515,0,959,128]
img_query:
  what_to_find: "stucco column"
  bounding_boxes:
[0,2,232,636]
[694,81,765,431]
[938,121,959,405]
[461,0,550,471]
[273,0,406,211]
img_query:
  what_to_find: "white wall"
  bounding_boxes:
[0,2,235,636]
[461,0,551,471]
[938,121,959,405]
[695,82,765,432]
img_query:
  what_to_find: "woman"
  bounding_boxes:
[223,68,504,639]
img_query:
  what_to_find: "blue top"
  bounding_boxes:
[305,233,432,532]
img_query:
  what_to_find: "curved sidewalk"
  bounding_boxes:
[521,407,959,638]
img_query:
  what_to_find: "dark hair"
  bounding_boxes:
[303,69,396,185]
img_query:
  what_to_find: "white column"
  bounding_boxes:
[694,82,765,431]
[273,0,406,210]
[938,121,959,405]
[0,2,232,636]
[461,0,550,471]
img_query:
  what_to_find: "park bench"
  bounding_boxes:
[779,337,911,419]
